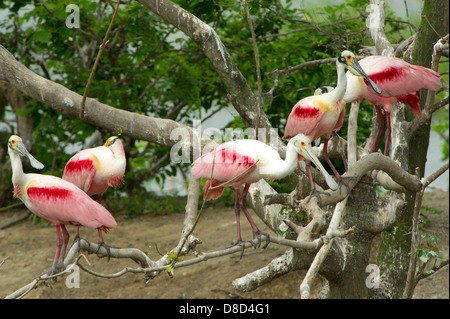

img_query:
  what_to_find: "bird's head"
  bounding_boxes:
[288,133,339,191]
[288,134,315,162]
[104,136,120,147]
[8,135,44,169]
[314,86,334,95]
[338,50,382,95]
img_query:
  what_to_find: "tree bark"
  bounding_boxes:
[0,0,443,299]
[376,0,448,299]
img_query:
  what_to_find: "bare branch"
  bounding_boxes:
[242,0,263,139]
[421,162,449,189]
[368,0,395,56]
[0,44,212,150]
[266,58,336,77]
[136,0,275,136]
[80,0,121,119]
[315,153,422,207]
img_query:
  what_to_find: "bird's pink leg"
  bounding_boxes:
[97,229,113,262]
[323,137,354,194]
[371,105,385,153]
[305,161,330,206]
[50,224,64,275]
[239,185,258,233]
[239,184,270,250]
[305,160,315,191]
[234,188,242,242]
[72,227,81,251]
[384,112,391,156]
[57,225,70,266]
[322,137,340,179]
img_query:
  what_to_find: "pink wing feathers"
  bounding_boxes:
[191,143,257,200]
[333,101,346,132]
[25,181,117,230]
[63,156,96,193]
[283,96,324,140]
[361,56,441,97]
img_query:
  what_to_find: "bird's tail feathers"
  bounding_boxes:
[99,225,110,233]
[398,92,422,118]
[203,179,224,200]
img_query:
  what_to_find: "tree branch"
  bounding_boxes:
[0,44,212,151]
[368,0,395,56]
[80,0,121,119]
[136,0,274,137]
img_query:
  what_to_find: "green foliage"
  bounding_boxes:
[432,106,449,162]
[107,191,186,218]
[417,232,444,277]
[0,0,415,212]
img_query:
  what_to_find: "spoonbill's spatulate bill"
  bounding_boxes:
[8,135,117,275]
[343,55,441,155]
[191,133,337,258]
[284,50,380,191]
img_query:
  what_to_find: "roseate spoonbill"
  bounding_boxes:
[8,135,117,275]
[191,133,337,258]
[63,136,125,245]
[343,55,441,155]
[283,50,381,192]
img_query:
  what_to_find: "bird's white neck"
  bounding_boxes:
[329,62,347,104]
[271,143,299,179]
[8,149,25,190]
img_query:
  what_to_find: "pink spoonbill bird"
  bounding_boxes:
[191,133,337,258]
[283,50,381,192]
[343,55,441,155]
[63,136,125,244]
[8,135,117,275]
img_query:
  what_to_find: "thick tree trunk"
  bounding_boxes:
[376,0,448,299]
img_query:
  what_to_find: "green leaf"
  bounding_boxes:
[31,30,52,43]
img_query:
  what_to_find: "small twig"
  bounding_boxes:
[170,152,260,272]
[403,0,414,37]
[79,0,121,119]
[415,259,449,284]
[210,160,259,190]
[14,255,89,299]
[242,0,263,139]
[266,58,336,77]
[168,149,220,273]
[0,202,23,213]
[422,15,443,39]
[0,256,9,268]
[421,162,449,189]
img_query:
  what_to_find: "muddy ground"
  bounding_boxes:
[0,191,448,299]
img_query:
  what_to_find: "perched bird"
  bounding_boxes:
[191,133,337,258]
[343,55,441,155]
[8,135,117,275]
[63,136,126,202]
[63,136,125,244]
[283,50,381,191]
